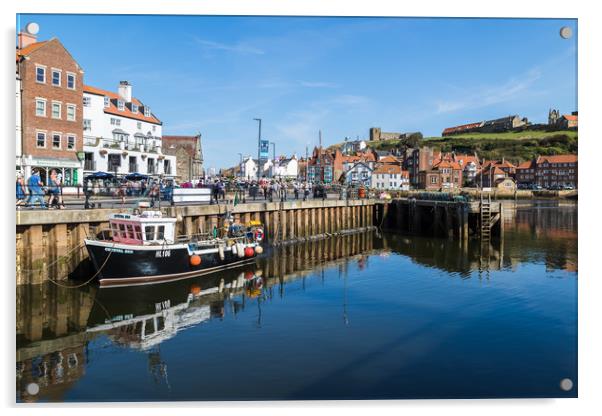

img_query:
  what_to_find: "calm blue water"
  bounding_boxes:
[16,201,577,401]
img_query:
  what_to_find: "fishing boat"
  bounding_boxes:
[84,205,265,287]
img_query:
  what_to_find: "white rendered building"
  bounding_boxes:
[274,156,298,179]
[371,164,410,191]
[82,81,176,178]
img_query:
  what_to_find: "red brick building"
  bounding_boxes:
[17,32,85,184]
[516,154,578,188]
[417,160,463,191]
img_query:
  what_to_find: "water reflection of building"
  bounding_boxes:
[16,283,96,402]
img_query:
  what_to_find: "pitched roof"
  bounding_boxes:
[379,155,401,164]
[517,160,535,169]
[454,154,480,166]
[16,41,48,62]
[373,164,403,175]
[84,84,161,125]
[562,115,578,121]
[432,160,462,170]
[442,121,483,135]
[536,154,578,164]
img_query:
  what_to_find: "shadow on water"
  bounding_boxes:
[16,201,577,402]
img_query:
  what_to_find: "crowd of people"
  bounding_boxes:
[16,172,361,209]
[16,168,65,209]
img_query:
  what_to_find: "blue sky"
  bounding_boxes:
[18,15,577,170]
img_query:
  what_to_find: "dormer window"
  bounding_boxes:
[144,107,151,117]
[104,96,110,108]
[118,100,125,111]
[131,104,138,113]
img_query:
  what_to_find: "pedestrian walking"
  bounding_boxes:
[211,180,220,204]
[16,174,26,208]
[26,169,46,209]
[149,181,160,207]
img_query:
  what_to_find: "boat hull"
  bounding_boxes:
[85,240,259,287]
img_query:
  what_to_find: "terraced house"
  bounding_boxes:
[16,31,84,184]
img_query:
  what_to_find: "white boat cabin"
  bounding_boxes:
[109,211,177,245]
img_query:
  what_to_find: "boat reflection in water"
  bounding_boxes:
[86,267,264,351]
[16,231,374,402]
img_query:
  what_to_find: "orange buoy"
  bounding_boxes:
[244,271,255,280]
[190,255,201,266]
[190,284,201,295]
[255,245,264,254]
[244,247,255,257]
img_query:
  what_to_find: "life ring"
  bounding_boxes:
[254,229,264,241]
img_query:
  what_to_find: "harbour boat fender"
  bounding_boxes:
[218,244,225,261]
[244,247,255,257]
[254,229,264,242]
[244,271,255,280]
[190,254,201,266]
[232,244,237,256]
[190,284,201,296]
[255,245,264,254]
[237,243,245,258]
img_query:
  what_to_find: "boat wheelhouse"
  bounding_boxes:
[108,211,176,245]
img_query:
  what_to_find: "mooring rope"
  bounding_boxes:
[19,243,86,273]
[45,249,114,289]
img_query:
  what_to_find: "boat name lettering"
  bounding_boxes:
[104,247,134,254]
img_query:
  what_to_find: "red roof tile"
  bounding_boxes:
[84,84,161,125]
[16,41,48,62]
[373,164,403,175]
[536,154,578,164]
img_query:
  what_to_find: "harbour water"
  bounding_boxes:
[16,201,577,402]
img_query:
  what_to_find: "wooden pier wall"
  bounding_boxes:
[15,199,377,285]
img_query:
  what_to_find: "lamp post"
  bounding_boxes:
[270,142,276,178]
[238,152,243,179]
[253,118,262,175]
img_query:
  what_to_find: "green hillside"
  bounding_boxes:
[364,130,578,164]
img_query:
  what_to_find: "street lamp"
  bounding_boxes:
[253,118,262,176]
[238,152,243,179]
[270,142,276,178]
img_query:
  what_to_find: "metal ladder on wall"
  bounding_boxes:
[480,192,492,243]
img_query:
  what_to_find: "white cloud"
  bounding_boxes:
[435,68,542,114]
[193,37,265,55]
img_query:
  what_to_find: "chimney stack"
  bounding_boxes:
[18,31,38,49]
[118,80,132,103]
[18,22,40,49]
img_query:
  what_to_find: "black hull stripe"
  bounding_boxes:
[99,258,257,288]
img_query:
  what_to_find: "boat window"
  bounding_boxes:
[157,225,165,240]
[111,223,119,237]
[134,321,143,335]
[134,225,143,240]
[126,224,135,239]
[156,315,165,332]
[118,223,126,239]
[145,226,155,241]
[145,318,155,335]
